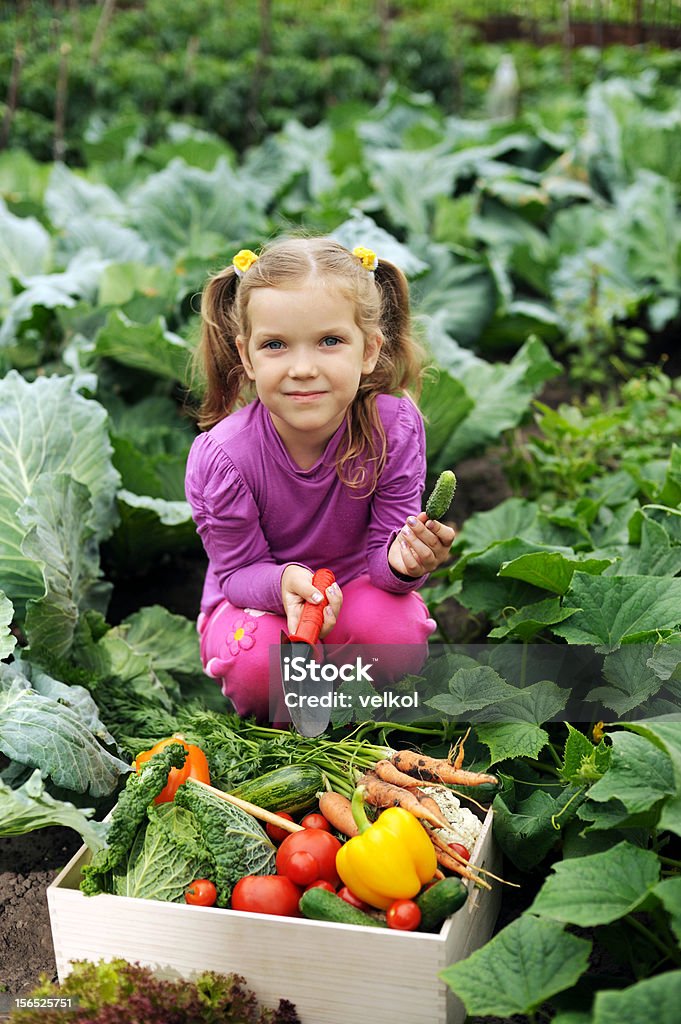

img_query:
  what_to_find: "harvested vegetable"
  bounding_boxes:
[231,875,302,917]
[448,842,471,861]
[373,759,426,789]
[185,879,217,906]
[174,777,276,907]
[335,787,437,910]
[317,791,360,837]
[305,880,335,893]
[425,470,457,520]
[230,765,323,814]
[111,803,211,903]
[429,832,489,887]
[80,742,188,897]
[416,877,467,932]
[134,735,210,804]
[299,887,387,928]
[357,772,449,829]
[419,785,483,851]
[386,899,421,931]
[337,886,372,913]
[275,828,341,888]
[390,750,498,787]
[266,812,296,844]
[300,812,331,831]
[285,851,319,887]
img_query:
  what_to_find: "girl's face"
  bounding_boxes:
[236,279,382,464]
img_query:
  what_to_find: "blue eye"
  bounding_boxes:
[321,336,341,347]
[263,340,283,350]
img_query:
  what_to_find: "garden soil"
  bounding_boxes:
[1,827,82,997]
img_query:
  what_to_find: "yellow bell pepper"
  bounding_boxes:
[336,786,437,909]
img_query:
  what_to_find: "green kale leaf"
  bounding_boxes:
[80,741,187,896]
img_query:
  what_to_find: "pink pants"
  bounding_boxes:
[197,574,437,722]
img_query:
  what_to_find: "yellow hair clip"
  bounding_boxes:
[233,249,259,278]
[352,245,378,273]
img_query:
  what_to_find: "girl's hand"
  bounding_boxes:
[281,565,342,639]
[388,512,456,578]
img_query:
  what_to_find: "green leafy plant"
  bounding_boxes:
[442,720,681,1022]
[10,959,300,1023]
[506,368,681,502]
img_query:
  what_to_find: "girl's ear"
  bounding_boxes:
[362,330,383,375]
[236,334,256,380]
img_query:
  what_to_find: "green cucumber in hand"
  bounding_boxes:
[425,470,457,520]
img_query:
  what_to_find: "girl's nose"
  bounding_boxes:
[288,354,318,378]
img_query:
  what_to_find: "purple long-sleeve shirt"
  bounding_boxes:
[185,393,428,616]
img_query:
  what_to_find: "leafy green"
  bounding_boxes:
[592,970,681,1024]
[174,777,276,907]
[0,661,130,797]
[530,841,661,926]
[0,590,16,660]
[80,742,188,896]
[441,915,591,1018]
[493,784,584,872]
[585,730,675,814]
[552,575,681,652]
[0,770,109,850]
[112,803,211,902]
[18,958,302,1023]
[0,372,119,621]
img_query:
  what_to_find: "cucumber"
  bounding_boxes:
[230,765,323,814]
[425,470,457,521]
[299,888,387,928]
[416,877,467,932]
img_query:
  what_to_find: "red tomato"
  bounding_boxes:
[304,880,336,893]
[134,736,210,804]
[387,899,422,931]
[448,842,471,861]
[184,879,217,907]
[231,875,302,917]
[300,812,331,832]
[286,850,319,887]
[276,828,341,888]
[337,886,372,913]
[266,812,295,844]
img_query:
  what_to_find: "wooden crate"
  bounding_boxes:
[47,809,500,1024]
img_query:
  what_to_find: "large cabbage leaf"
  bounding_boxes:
[0,373,120,619]
[0,661,131,797]
[112,803,211,902]
[0,769,109,850]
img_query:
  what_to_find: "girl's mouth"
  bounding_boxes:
[287,391,326,402]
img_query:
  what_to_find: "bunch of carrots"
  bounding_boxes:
[318,737,502,890]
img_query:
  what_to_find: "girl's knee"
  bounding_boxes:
[334,578,436,646]
[198,602,285,723]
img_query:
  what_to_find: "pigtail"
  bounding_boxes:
[337,256,429,496]
[191,265,254,430]
[374,258,428,401]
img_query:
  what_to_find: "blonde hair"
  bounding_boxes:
[191,236,428,494]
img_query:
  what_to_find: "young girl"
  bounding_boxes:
[185,237,456,722]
